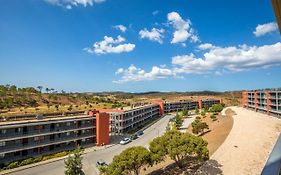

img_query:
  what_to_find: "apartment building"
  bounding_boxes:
[0,111,109,163]
[242,89,281,118]
[107,104,160,134]
[109,99,221,134]
[164,100,199,113]
[0,98,221,163]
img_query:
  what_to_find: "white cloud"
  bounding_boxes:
[113,65,175,83]
[114,42,281,83]
[253,22,278,37]
[44,0,105,9]
[152,10,159,16]
[84,35,135,54]
[139,28,165,44]
[172,42,281,73]
[167,12,199,44]
[113,25,127,33]
[198,43,215,50]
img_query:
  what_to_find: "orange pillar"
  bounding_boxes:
[198,100,202,109]
[96,112,110,146]
[152,100,165,116]
[242,91,248,108]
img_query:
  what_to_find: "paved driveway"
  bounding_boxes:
[8,115,174,175]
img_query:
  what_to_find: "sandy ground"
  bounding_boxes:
[196,106,281,175]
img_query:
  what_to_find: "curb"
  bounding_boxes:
[0,144,118,175]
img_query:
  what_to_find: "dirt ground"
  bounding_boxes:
[141,110,234,175]
[196,107,281,175]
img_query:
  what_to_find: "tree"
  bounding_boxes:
[37,86,43,93]
[209,104,224,113]
[45,88,50,93]
[191,119,209,135]
[174,114,183,129]
[149,130,209,169]
[195,107,199,114]
[182,108,189,116]
[103,146,151,175]
[64,146,83,175]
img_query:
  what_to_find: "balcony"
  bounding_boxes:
[0,133,95,154]
[0,124,95,141]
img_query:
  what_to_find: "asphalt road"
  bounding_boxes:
[9,114,174,175]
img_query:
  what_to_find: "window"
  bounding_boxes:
[0,141,5,146]
[34,137,39,141]
[1,129,6,134]
[67,122,71,126]
[82,138,86,142]
[0,153,5,158]
[15,140,21,144]
[66,132,70,136]
[15,128,21,133]
[82,130,85,134]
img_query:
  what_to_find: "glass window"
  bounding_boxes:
[0,141,5,146]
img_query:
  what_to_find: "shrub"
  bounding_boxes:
[195,116,201,120]
[6,161,19,169]
[20,157,34,166]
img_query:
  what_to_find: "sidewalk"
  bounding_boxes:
[0,143,117,175]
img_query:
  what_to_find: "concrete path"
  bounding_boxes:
[6,115,174,175]
[196,107,281,175]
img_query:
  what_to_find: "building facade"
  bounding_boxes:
[242,89,281,118]
[110,99,221,134]
[0,111,109,163]
[0,98,221,163]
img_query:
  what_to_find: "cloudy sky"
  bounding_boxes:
[0,0,281,92]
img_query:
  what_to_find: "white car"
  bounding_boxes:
[120,138,131,145]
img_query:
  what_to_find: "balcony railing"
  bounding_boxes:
[0,133,95,154]
[0,124,95,141]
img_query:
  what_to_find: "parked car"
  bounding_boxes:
[130,134,138,140]
[136,130,144,137]
[120,138,131,145]
[96,160,108,169]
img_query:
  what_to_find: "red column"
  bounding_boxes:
[152,100,165,116]
[198,100,202,109]
[96,112,110,146]
[242,91,248,109]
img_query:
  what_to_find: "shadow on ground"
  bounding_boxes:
[145,159,222,175]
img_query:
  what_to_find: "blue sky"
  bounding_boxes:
[0,0,281,92]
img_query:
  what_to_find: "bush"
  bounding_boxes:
[195,116,201,120]
[6,161,19,169]
[54,151,68,157]
[19,157,34,166]
[209,104,224,113]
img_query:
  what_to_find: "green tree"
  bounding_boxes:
[64,146,83,175]
[181,108,189,116]
[174,114,183,129]
[191,119,209,135]
[103,146,151,175]
[209,104,224,113]
[149,130,209,169]
[195,107,199,114]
